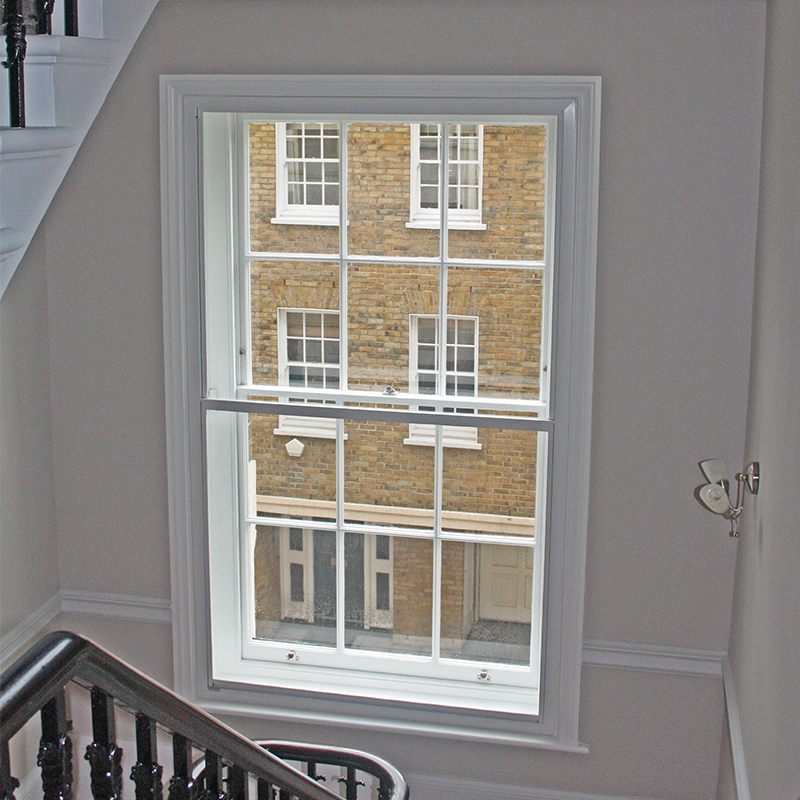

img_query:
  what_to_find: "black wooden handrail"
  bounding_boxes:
[1,632,406,800]
[259,742,409,800]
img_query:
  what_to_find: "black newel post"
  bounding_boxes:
[130,714,163,800]
[0,741,20,800]
[38,691,74,800]
[84,687,123,800]
[64,0,77,35]
[2,0,26,128]
[33,0,54,34]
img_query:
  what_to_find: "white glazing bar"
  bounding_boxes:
[247,251,546,270]
[337,120,348,655]
[336,417,346,655]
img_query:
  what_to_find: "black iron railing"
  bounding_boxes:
[2,0,78,128]
[1,632,409,800]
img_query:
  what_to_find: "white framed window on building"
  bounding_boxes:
[162,75,600,750]
[405,314,481,449]
[408,123,486,230]
[273,308,340,439]
[271,122,340,226]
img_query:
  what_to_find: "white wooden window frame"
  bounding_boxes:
[408,123,486,230]
[405,314,482,449]
[161,74,600,751]
[271,122,340,226]
[273,308,340,439]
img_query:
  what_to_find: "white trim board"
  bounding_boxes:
[2,593,732,679]
[0,591,172,669]
[405,773,666,800]
[59,590,172,624]
[582,639,724,678]
[0,592,61,671]
[721,657,751,800]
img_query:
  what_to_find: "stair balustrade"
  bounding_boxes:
[1,632,409,800]
[2,0,78,127]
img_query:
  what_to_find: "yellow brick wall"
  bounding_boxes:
[249,121,544,637]
[249,122,547,261]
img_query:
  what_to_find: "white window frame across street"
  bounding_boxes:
[273,308,340,439]
[408,123,486,230]
[405,313,481,449]
[161,74,600,751]
[272,122,340,226]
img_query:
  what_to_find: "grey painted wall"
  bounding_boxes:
[0,226,59,634]
[0,1,770,797]
[725,0,800,795]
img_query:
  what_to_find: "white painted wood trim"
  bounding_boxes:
[0,593,61,670]
[582,640,724,678]
[721,657,751,800]
[161,74,601,749]
[59,590,172,624]
[404,773,665,800]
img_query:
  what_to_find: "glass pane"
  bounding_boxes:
[249,122,339,255]
[250,261,339,387]
[448,124,547,262]
[442,426,540,536]
[348,263,439,394]
[347,123,439,258]
[448,266,544,400]
[343,416,435,529]
[345,534,432,656]
[253,525,336,648]
[440,540,532,665]
[249,412,337,521]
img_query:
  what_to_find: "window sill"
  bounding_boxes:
[406,218,487,231]
[273,419,346,440]
[193,689,586,752]
[271,213,340,227]
[403,435,483,450]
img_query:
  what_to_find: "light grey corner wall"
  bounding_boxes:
[726,0,800,796]
[0,224,59,637]
[46,0,765,647]
[0,0,768,796]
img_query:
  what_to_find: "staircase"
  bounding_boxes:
[0,0,157,296]
[0,632,409,800]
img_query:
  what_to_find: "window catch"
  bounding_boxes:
[477,669,491,682]
[286,651,299,662]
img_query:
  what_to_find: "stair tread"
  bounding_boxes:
[21,34,123,62]
[0,126,82,155]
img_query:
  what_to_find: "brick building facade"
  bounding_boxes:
[247,121,547,658]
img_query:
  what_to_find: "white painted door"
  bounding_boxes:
[478,544,533,623]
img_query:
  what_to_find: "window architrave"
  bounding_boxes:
[161,74,600,751]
